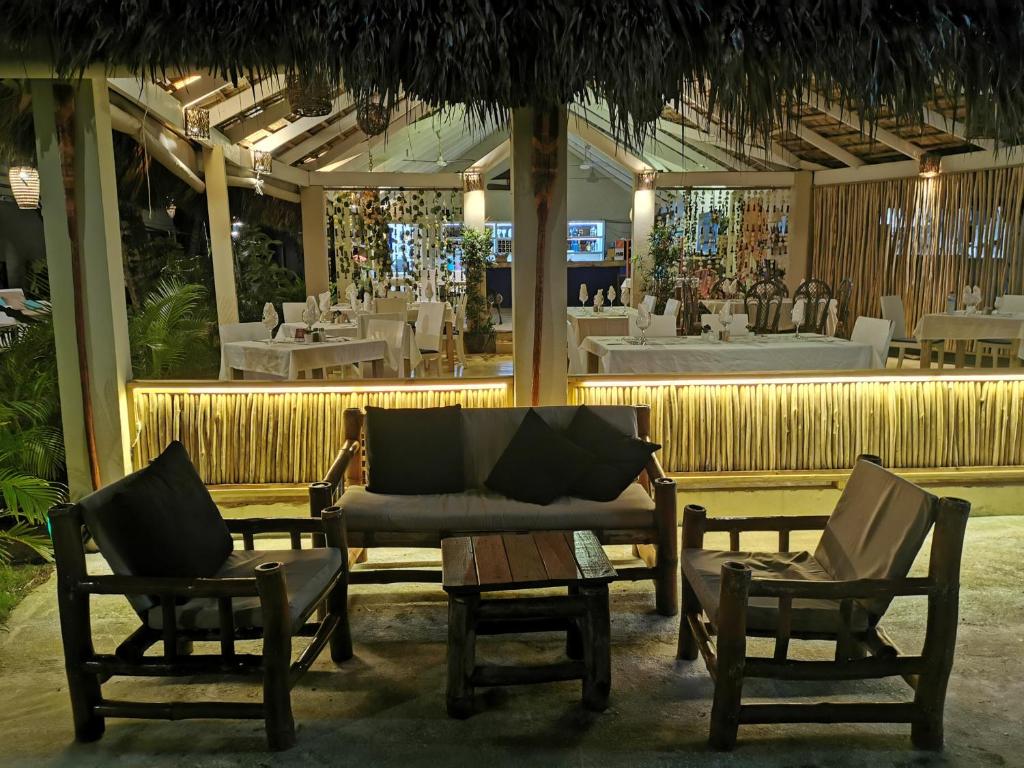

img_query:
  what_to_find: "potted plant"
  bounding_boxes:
[643,223,681,314]
[461,228,495,353]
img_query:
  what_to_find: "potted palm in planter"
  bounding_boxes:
[461,228,495,353]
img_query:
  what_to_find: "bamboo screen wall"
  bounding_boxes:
[129,381,512,485]
[811,166,1024,336]
[571,375,1024,473]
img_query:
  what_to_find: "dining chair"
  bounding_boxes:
[880,295,942,367]
[678,280,702,335]
[744,280,786,334]
[794,279,833,334]
[834,278,854,337]
[357,312,404,340]
[640,294,657,312]
[413,302,446,376]
[662,297,681,318]
[366,318,412,377]
[566,319,586,374]
[997,294,1024,313]
[629,314,677,337]
[217,322,272,380]
[375,296,408,315]
[281,302,306,324]
[850,316,896,368]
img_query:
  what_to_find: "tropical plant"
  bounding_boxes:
[128,277,218,378]
[460,228,494,337]
[644,223,681,314]
[232,225,305,322]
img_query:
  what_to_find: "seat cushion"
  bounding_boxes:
[339,482,655,533]
[485,409,593,505]
[565,405,660,502]
[146,548,343,632]
[682,549,869,634]
[80,441,232,581]
[365,405,464,494]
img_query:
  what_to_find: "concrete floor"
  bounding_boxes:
[0,516,1021,767]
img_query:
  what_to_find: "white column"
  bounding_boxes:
[202,146,239,325]
[32,79,133,493]
[463,178,486,232]
[630,176,656,307]
[786,170,813,295]
[300,185,329,297]
[511,106,568,406]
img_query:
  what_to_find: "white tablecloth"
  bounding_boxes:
[914,312,1024,341]
[581,334,874,374]
[275,321,358,341]
[567,307,632,341]
[223,339,387,379]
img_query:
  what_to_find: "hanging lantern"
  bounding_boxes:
[165,199,177,219]
[356,96,390,136]
[919,153,941,179]
[183,107,210,140]
[8,165,39,209]
[286,73,332,117]
[252,149,273,174]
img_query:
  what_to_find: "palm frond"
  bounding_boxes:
[0,471,65,524]
[0,522,53,565]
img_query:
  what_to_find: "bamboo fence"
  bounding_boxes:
[571,377,1024,473]
[811,166,1024,337]
[130,382,512,484]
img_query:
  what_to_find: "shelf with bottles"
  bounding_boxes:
[567,220,605,262]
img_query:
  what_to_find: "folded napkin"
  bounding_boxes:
[826,298,839,336]
[791,297,807,327]
[261,302,279,332]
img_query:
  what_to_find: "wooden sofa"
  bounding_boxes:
[310,404,679,616]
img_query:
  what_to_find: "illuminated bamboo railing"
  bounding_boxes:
[569,371,1024,473]
[128,378,513,485]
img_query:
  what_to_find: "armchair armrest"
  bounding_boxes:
[77,574,259,598]
[322,438,360,491]
[747,575,934,601]
[225,518,333,536]
[683,505,831,552]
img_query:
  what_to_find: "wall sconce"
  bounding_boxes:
[919,153,941,179]
[184,107,210,140]
[8,165,39,209]
[463,169,483,192]
[637,170,657,190]
[252,150,273,174]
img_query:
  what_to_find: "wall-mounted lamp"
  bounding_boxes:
[252,149,273,174]
[637,170,657,190]
[183,107,211,140]
[463,169,483,192]
[919,153,941,179]
[8,165,39,209]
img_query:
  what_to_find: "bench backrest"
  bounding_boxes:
[459,406,639,488]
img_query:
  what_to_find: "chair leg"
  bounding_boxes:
[897,347,906,368]
[653,477,679,617]
[709,563,751,751]
[580,584,612,712]
[323,508,353,662]
[256,563,296,751]
[677,504,707,661]
[446,595,477,719]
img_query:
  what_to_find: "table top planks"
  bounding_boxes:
[441,530,615,594]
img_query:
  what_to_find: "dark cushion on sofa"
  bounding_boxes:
[365,405,465,494]
[80,441,232,579]
[485,409,593,505]
[566,405,661,502]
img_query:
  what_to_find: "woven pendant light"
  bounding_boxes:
[286,73,332,117]
[8,165,39,209]
[184,107,210,140]
[356,96,390,136]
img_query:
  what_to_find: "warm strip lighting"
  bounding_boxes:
[129,380,510,396]
[171,74,202,90]
[575,371,1024,388]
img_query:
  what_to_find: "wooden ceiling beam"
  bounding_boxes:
[921,106,996,152]
[790,120,864,167]
[222,97,291,144]
[309,99,429,173]
[277,106,359,165]
[806,91,925,160]
[208,75,287,126]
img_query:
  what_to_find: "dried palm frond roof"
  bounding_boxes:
[3,1,1023,148]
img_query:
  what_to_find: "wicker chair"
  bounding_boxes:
[794,278,833,334]
[744,279,786,333]
[835,278,854,338]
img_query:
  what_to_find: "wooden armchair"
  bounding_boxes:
[49,442,352,751]
[676,458,971,750]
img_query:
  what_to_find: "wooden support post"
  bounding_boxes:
[912,497,971,750]
[709,561,751,750]
[654,476,679,616]
[322,507,353,662]
[630,181,655,307]
[677,504,707,661]
[255,562,295,751]
[446,594,477,719]
[580,584,611,712]
[300,185,329,297]
[511,106,568,406]
[48,504,105,742]
[203,145,240,326]
[786,171,813,296]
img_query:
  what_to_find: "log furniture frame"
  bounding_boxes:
[441,530,615,717]
[310,404,679,616]
[676,492,971,750]
[49,503,353,751]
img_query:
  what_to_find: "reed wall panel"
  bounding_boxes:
[570,376,1024,473]
[129,381,512,484]
[811,166,1024,335]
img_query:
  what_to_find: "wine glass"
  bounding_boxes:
[579,283,589,309]
[636,305,652,345]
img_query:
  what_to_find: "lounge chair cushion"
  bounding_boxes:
[460,406,637,488]
[485,409,593,505]
[80,441,232,582]
[565,405,660,502]
[365,405,464,494]
[338,482,655,533]
[814,460,935,616]
[682,549,870,634]
[146,548,343,633]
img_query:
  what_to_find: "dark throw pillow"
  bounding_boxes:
[485,409,593,505]
[84,441,232,578]
[365,405,465,494]
[565,406,661,502]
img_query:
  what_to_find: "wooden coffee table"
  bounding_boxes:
[440,530,616,718]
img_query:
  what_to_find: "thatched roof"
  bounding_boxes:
[4,1,1024,148]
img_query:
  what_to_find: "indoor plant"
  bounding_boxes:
[460,228,495,353]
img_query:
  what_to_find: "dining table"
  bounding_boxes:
[333,301,457,365]
[580,333,874,375]
[567,306,634,341]
[222,338,387,379]
[275,321,359,341]
[914,311,1024,368]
